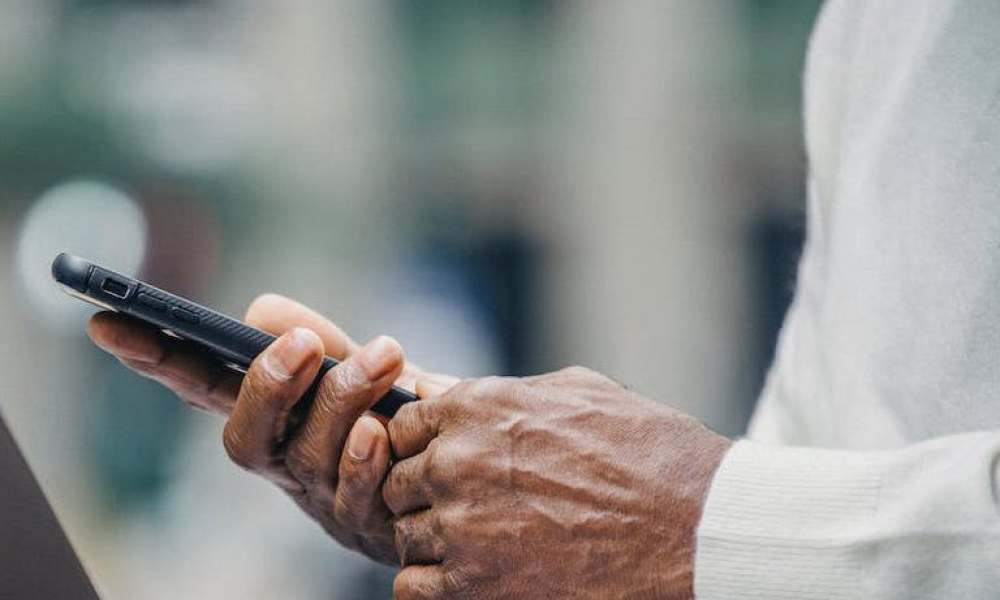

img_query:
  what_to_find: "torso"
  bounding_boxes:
[753,0,1000,448]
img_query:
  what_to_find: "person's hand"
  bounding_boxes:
[383,367,731,599]
[87,293,457,565]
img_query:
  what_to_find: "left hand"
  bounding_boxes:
[383,367,732,600]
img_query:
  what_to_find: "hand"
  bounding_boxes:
[383,367,731,599]
[87,293,457,565]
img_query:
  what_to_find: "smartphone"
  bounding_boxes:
[51,252,417,418]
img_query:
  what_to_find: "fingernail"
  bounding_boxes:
[262,328,316,379]
[347,416,379,461]
[358,336,399,380]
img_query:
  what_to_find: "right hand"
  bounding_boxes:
[87,293,457,565]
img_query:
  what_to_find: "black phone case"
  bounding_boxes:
[52,253,416,418]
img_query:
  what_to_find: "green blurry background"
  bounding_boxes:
[0,1,821,597]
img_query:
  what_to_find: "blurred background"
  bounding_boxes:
[0,1,821,598]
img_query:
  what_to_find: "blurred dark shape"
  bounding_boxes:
[467,233,541,376]
[418,230,541,377]
[748,212,805,403]
[139,185,222,297]
[0,415,98,599]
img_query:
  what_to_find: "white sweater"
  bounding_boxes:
[695,1,1000,598]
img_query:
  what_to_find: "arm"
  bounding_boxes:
[696,434,1000,599]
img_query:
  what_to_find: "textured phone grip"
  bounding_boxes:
[129,284,419,417]
[53,253,419,419]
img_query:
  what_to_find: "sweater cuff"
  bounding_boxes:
[694,440,885,600]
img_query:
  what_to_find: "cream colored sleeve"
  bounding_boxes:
[695,434,1000,599]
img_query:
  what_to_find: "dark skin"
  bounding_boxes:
[384,369,731,600]
[89,294,731,598]
[88,293,457,565]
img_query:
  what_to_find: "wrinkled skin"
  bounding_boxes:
[87,293,457,565]
[384,368,732,600]
[89,293,732,597]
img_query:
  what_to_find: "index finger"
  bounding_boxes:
[88,311,241,415]
[245,294,359,359]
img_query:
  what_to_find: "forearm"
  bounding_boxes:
[695,433,1000,599]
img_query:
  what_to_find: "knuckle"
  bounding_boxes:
[382,470,404,513]
[387,403,415,440]
[240,366,282,404]
[507,378,535,404]
[393,572,414,600]
[558,364,619,388]
[392,517,408,547]
[443,568,467,596]
[319,363,372,413]
[331,491,361,527]
[561,364,596,379]
[431,441,482,491]
[470,376,502,396]
[182,377,214,400]
[166,372,214,403]
[393,517,422,559]
[448,378,479,400]
[339,457,378,500]
[397,450,434,487]
[423,440,449,485]
[337,360,372,391]
[437,504,466,532]
[440,442,480,483]
[472,376,523,413]
[393,521,416,565]
[446,377,502,412]
[221,423,254,471]
[284,445,322,487]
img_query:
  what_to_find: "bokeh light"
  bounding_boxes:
[15,180,147,331]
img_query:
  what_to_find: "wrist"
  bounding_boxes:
[651,416,732,599]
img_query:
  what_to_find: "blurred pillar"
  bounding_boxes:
[223,0,401,321]
[541,1,752,434]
